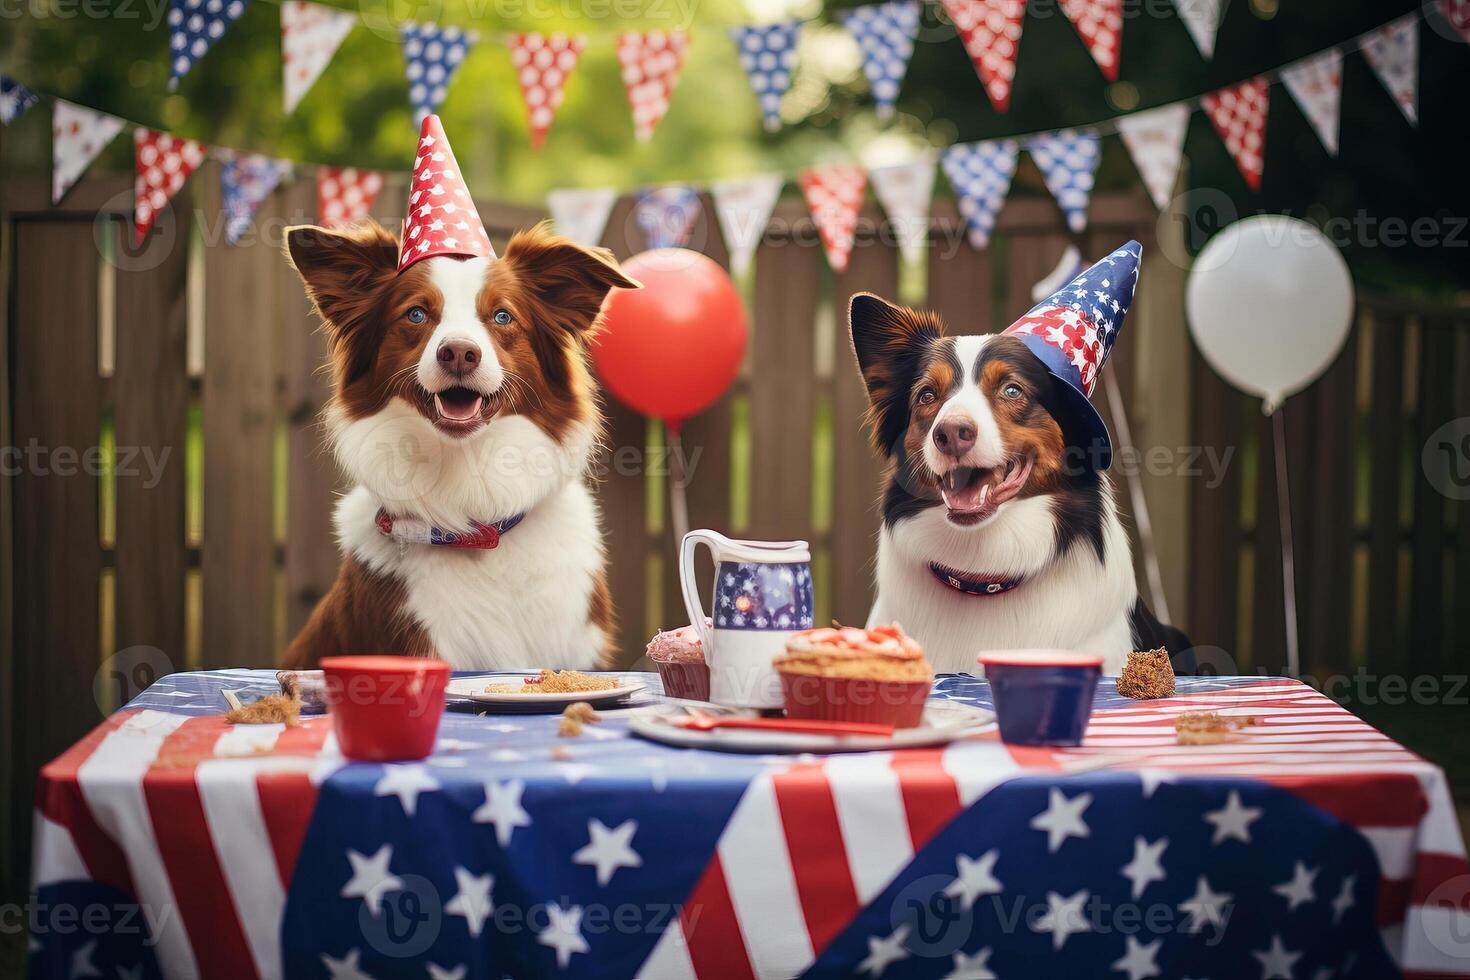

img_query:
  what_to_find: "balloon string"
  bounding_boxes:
[1272,408,1301,679]
[667,424,691,545]
[1102,368,1172,625]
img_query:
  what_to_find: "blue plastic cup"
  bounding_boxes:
[978,650,1103,746]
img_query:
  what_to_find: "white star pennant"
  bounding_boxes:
[940,138,1018,251]
[167,0,250,90]
[728,21,802,132]
[546,187,617,248]
[939,0,1026,111]
[1116,102,1190,210]
[1281,48,1344,155]
[52,100,126,204]
[617,31,689,143]
[134,128,207,244]
[1174,0,1222,58]
[1202,76,1269,191]
[400,23,477,127]
[867,156,936,265]
[509,33,585,150]
[317,166,384,228]
[1,75,38,125]
[221,152,291,246]
[709,173,783,276]
[799,163,867,273]
[281,1,355,115]
[838,0,921,122]
[1059,0,1124,80]
[1026,129,1101,233]
[634,185,702,249]
[1362,14,1419,126]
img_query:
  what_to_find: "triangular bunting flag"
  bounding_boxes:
[167,0,250,90]
[1362,14,1418,126]
[1116,103,1190,211]
[546,187,617,248]
[867,157,936,265]
[52,101,127,204]
[939,0,1026,112]
[1441,0,1470,43]
[1281,49,1343,155]
[940,139,1018,250]
[281,1,355,115]
[1026,130,1101,233]
[1173,0,1222,59]
[1,76,38,125]
[799,164,867,273]
[838,0,921,122]
[710,174,783,276]
[400,114,493,271]
[1059,0,1124,80]
[134,128,207,244]
[1201,77,1269,191]
[318,167,384,228]
[728,21,802,132]
[617,31,690,143]
[509,33,585,150]
[221,154,290,246]
[634,186,702,249]
[400,23,477,127]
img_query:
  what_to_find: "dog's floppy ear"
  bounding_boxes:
[501,223,640,334]
[849,292,944,455]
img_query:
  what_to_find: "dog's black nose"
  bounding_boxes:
[437,339,481,377]
[933,417,977,457]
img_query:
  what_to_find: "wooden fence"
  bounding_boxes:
[2,159,1467,894]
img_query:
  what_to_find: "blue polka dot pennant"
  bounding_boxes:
[727,21,802,132]
[939,138,1018,251]
[400,22,477,127]
[634,186,702,249]
[166,0,250,90]
[838,0,921,122]
[0,75,38,125]
[1025,129,1101,233]
[221,153,291,246]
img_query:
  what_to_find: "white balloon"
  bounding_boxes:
[1185,215,1354,413]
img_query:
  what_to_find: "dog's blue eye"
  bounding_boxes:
[493,309,512,325]
[1003,383,1023,399]
[406,306,428,325]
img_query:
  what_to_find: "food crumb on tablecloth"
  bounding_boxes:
[1117,647,1176,699]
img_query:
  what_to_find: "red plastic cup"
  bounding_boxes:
[321,656,449,761]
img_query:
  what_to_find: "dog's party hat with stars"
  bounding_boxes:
[398,114,494,272]
[1003,240,1142,471]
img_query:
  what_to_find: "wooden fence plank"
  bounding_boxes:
[9,220,103,887]
[1367,311,1406,673]
[1188,353,1244,660]
[1410,318,1454,672]
[200,164,281,667]
[1304,331,1357,676]
[112,209,190,674]
[1455,323,1470,663]
[925,201,993,332]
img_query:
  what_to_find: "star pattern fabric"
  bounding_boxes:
[400,22,476,127]
[1442,0,1470,43]
[838,0,921,122]
[712,561,814,630]
[317,166,384,229]
[166,0,249,90]
[1173,0,1221,58]
[634,186,702,249]
[1116,103,1190,210]
[709,174,783,276]
[939,0,1026,111]
[617,31,689,143]
[1025,129,1100,233]
[509,33,585,150]
[0,75,38,125]
[134,128,207,245]
[1059,0,1124,80]
[280,1,355,115]
[398,114,494,272]
[1281,48,1343,156]
[728,21,802,132]
[52,100,126,204]
[940,138,1018,251]
[1202,76,1269,191]
[867,156,936,265]
[546,187,617,247]
[1362,14,1419,126]
[798,164,867,274]
[221,153,290,246]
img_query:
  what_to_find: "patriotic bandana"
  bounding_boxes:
[617,31,690,143]
[0,75,38,125]
[376,509,523,550]
[221,153,290,246]
[400,22,476,127]
[509,33,585,150]
[940,138,1018,251]
[398,114,494,273]
[1004,241,1142,470]
[838,0,921,122]
[1025,129,1101,233]
[134,128,207,245]
[167,0,249,90]
[634,186,702,249]
[727,21,802,132]
[317,166,384,228]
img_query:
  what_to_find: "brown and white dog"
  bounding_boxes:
[280,219,637,670]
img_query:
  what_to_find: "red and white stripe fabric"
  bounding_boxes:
[134,129,207,245]
[33,710,339,980]
[938,0,1026,111]
[617,31,690,143]
[1202,76,1269,192]
[1059,0,1123,81]
[509,33,585,150]
[797,164,867,273]
[316,166,384,229]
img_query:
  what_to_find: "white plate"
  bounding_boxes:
[627,701,995,753]
[446,675,646,711]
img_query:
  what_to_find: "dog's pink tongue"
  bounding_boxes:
[435,393,483,422]
[942,480,990,515]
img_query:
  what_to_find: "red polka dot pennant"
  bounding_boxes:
[134,128,207,244]
[1059,0,1123,81]
[617,31,690,143]
[798,164,867,273]
[1201,77,1269,192]
[317,166,385,229]
[938,0,1025,112]
[509,32,585,151]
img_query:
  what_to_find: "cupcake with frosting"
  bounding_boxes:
[646,620,711,702]
[774,623,933,728]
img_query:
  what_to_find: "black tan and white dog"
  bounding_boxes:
[282,115,638,671]
[849,242,1188,674]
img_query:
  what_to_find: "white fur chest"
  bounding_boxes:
[336,483,606,670]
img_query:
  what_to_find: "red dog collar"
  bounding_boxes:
[375,509,524,550]
[928,562,1024,596]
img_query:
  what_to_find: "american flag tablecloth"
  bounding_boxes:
[29,672,1470,979]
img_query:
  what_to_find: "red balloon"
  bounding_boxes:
[593,249,747,428]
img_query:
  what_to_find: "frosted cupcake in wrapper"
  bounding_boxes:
[774,623,933,728]
[646,620,712,702]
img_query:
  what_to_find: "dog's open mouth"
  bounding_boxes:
[428,385,497,434]
[939,454,1035,525]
